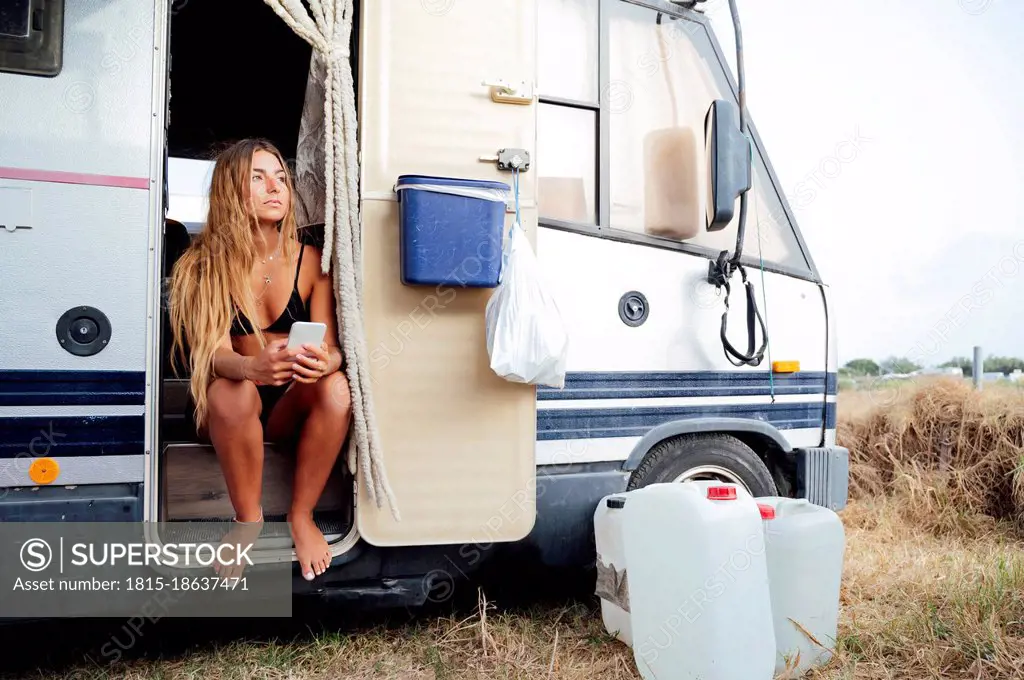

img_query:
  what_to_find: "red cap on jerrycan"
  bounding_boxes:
[706,486,737,500]
[757,503,776,519]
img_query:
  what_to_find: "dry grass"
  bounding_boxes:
[7,381,1024,679]
[840,378,1024,536]
[20,600,639,680]
[808,496,1024,679]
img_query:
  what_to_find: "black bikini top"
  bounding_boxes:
[230,243,311,336]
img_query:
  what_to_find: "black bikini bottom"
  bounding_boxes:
[257,383,291,424]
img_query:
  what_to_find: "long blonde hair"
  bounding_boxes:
[168,138,300,428]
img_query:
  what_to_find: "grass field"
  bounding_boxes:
[4,379,1023,679]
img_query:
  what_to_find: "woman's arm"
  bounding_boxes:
[211,332,253,381]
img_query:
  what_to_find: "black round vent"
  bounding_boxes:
[618,291,649,327]
[56,306,111,357]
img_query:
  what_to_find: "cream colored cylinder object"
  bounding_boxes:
[642,126,701,240]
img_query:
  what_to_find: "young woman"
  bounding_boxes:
[168,138,350,582]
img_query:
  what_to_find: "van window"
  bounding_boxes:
[537,103,598,225]
[608,2,729,242]
[0,0,63,77]
[536,0,600,226]
[538,0,599,103]
[536,0,813,276]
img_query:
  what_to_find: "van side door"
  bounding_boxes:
[355,0,540,547]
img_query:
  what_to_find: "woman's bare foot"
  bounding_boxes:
[289,512,331,581]
[215,513,263,581]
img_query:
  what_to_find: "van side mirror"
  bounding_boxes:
[704,99,751,232]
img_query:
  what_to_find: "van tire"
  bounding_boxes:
[626,433,778,497]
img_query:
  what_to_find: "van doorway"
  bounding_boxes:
[158,1,358,546]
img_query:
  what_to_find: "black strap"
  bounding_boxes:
[711,252,768,367]
[293,243,305,288]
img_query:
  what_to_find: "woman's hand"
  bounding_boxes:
[292,342,332,384]
[244,339,298,386]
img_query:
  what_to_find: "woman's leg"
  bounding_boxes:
[264,372,351,580]
[204,378,265,522]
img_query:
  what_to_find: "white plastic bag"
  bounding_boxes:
[485,222,569,388]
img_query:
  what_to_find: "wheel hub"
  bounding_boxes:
[672,464,750,494]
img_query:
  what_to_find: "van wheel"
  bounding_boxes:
[626,433,778,497]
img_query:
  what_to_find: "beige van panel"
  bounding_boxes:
[356,0,538,546]
[359,0,537,202]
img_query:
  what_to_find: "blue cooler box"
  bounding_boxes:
[395,174,510,287]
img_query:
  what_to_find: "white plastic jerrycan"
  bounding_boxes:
[594,494,632,646]
[621,481,776,680]
[756,497,845,676]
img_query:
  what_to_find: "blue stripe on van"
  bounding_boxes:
[537,402,835,441]
[537,371,835,400]
[0,370,146,406]
[825,401,837,429]
[0,416,144,458]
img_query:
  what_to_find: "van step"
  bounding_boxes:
[161,443,350,521]
[162,378,191,414]
[160,511,350,546]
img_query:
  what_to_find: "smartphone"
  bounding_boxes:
[286,321,327,350]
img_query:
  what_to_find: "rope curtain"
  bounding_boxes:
[262,0,399,521]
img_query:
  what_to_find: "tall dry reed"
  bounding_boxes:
[838,378,1024,536]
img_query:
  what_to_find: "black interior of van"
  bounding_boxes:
[165,0,360,156]
[166,1,313,161]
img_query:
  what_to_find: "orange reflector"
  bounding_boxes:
[29,458,59,485]
[707,486,737,500]
[758,503,776,520]
[772,360,800,373]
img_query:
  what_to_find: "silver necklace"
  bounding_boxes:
[260,233,283,266]
[256,235,283,297]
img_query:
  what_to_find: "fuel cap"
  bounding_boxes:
[56,306,111,356]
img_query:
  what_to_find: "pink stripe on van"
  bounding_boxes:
[0,166,150,190]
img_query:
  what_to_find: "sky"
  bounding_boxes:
[705,0,1024,366]
[169,0,1024,369]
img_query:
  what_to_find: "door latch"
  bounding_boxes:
[479,148,531,172]
[481,79,534,105]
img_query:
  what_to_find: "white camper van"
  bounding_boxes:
[0,0,847,606]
